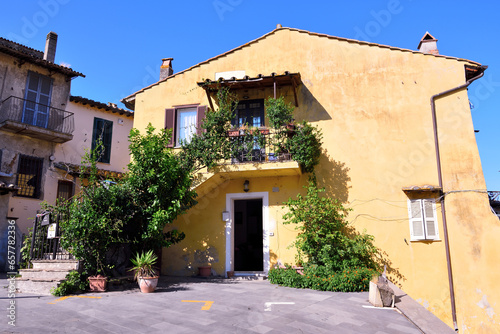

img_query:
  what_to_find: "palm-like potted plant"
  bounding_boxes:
[130,250,159,293]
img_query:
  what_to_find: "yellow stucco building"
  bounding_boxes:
[123,27,499,332]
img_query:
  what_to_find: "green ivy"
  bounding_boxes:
[283,177,379,272]
[51,271,89,296]
[287,121,322,173]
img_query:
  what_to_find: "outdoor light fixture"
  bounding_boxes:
[243,180,249,192]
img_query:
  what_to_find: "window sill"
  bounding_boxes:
[410,238,441,243]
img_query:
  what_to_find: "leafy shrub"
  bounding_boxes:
[268,266,376,292]
[287,121,322,173]
[283,178,379,272]
[265,97,294,128]
[51,271,88,296]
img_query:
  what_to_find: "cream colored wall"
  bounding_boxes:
[6,101,133,235]
[55,102,133,171]
[133,29,499,332]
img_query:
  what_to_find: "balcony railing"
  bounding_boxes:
[227,127,294,164]
[0,96,74,140]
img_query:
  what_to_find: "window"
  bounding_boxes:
[57,180,73,201]
[165,105,206,147]
[407,199,439,241]
[23,71,53,128]
[16,155,43,198]
[176,108,197,146]
[92,118,113,163]
[232,99,264,128]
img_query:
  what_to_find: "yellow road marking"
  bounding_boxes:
[48,295,102,304]
[181,300,214,310]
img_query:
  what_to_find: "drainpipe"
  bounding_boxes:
[430,64,487,332]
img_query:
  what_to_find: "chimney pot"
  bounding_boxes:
[44,31,58,63]
[417,31,439,55]
[160,58,174,80]
[276,23,282,29]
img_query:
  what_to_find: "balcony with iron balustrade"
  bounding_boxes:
[193,127,302,196]
[0,96,74,143]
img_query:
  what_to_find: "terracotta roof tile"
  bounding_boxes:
[121,27,482,107]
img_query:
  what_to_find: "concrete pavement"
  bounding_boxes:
[0,275,450,333]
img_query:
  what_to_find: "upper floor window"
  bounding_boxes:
[176,108,197,146]
[165,105,206,147]
[92,118,113,164]
[16,155,43,198]
[407,199,439,241]
[232,99,264,128]
[23,71,53,128]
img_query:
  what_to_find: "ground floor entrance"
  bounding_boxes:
[234,199,263,271]
[225,192,270,276]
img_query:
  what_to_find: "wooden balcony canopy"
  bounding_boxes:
[197,72,301,110]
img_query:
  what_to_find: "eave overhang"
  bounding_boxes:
[197,72,301,110]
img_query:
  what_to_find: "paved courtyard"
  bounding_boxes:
[0,276,442,333]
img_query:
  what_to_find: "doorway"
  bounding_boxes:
[225,192,270,275]
[234,199,263,271]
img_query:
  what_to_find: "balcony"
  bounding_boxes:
[193,128,302,196]
[0,96,74,143]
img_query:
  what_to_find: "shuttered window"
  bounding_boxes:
[16,155,44,198]
[408,199,439,241]
[165,105,206,147]
[23,71,52,128]
[92,118,113,163]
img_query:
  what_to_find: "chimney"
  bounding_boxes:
[417,32,439,55]
[44,31,58,62]
[160,58,173,80]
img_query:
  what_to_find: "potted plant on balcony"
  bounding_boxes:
[130,250,159,293]
[228,125,240,137]
[265,96,294,129]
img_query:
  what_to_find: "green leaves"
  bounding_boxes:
[283,177,379,272]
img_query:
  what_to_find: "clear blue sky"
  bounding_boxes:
[1,0,499,190]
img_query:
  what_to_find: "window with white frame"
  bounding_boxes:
[164,105,206,148]
[407,199,439,241]
[176,108,197,146]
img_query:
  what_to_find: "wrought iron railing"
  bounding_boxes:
[0,96,74,135]
[227,128,294,164]
[30,211,72,261]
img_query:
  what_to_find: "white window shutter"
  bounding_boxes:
[423,199,439,239]
[408,200,425,240]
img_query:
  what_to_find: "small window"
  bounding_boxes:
[16,155,43,198]
[165,105,206,147]
[176,108,197,146]
[57,180,73,201]
[408,199,439,241]
[92,118,113,163]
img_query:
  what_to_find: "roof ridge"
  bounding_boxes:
[121,27,481,104]
[70,95,133,117]
[0,36,43,56]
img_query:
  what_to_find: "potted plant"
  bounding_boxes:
[259,127,270,135]
[198,265,212,277]
[265,96,294,129]
[228,125,240,137]
[88,274,108,292]
[130,250,159,293]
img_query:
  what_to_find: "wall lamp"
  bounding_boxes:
[243,180,250,192]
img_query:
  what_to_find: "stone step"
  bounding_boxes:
[19,269,70,281]
[32,260,79,271]
[16,278,62,295]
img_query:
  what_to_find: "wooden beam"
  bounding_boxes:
[205,89,214,111]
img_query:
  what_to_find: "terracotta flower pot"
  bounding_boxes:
[138,276,159,293]
[198,266,211,277]
[88,275,108,292]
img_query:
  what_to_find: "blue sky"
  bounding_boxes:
[1,0,499,190]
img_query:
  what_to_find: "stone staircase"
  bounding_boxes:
[16,260,80,295]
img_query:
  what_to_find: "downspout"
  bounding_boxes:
[430,64,487,332]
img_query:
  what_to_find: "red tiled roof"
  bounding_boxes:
[121,26,482,108]
[0,36,84,78]
[70,96,133,117]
